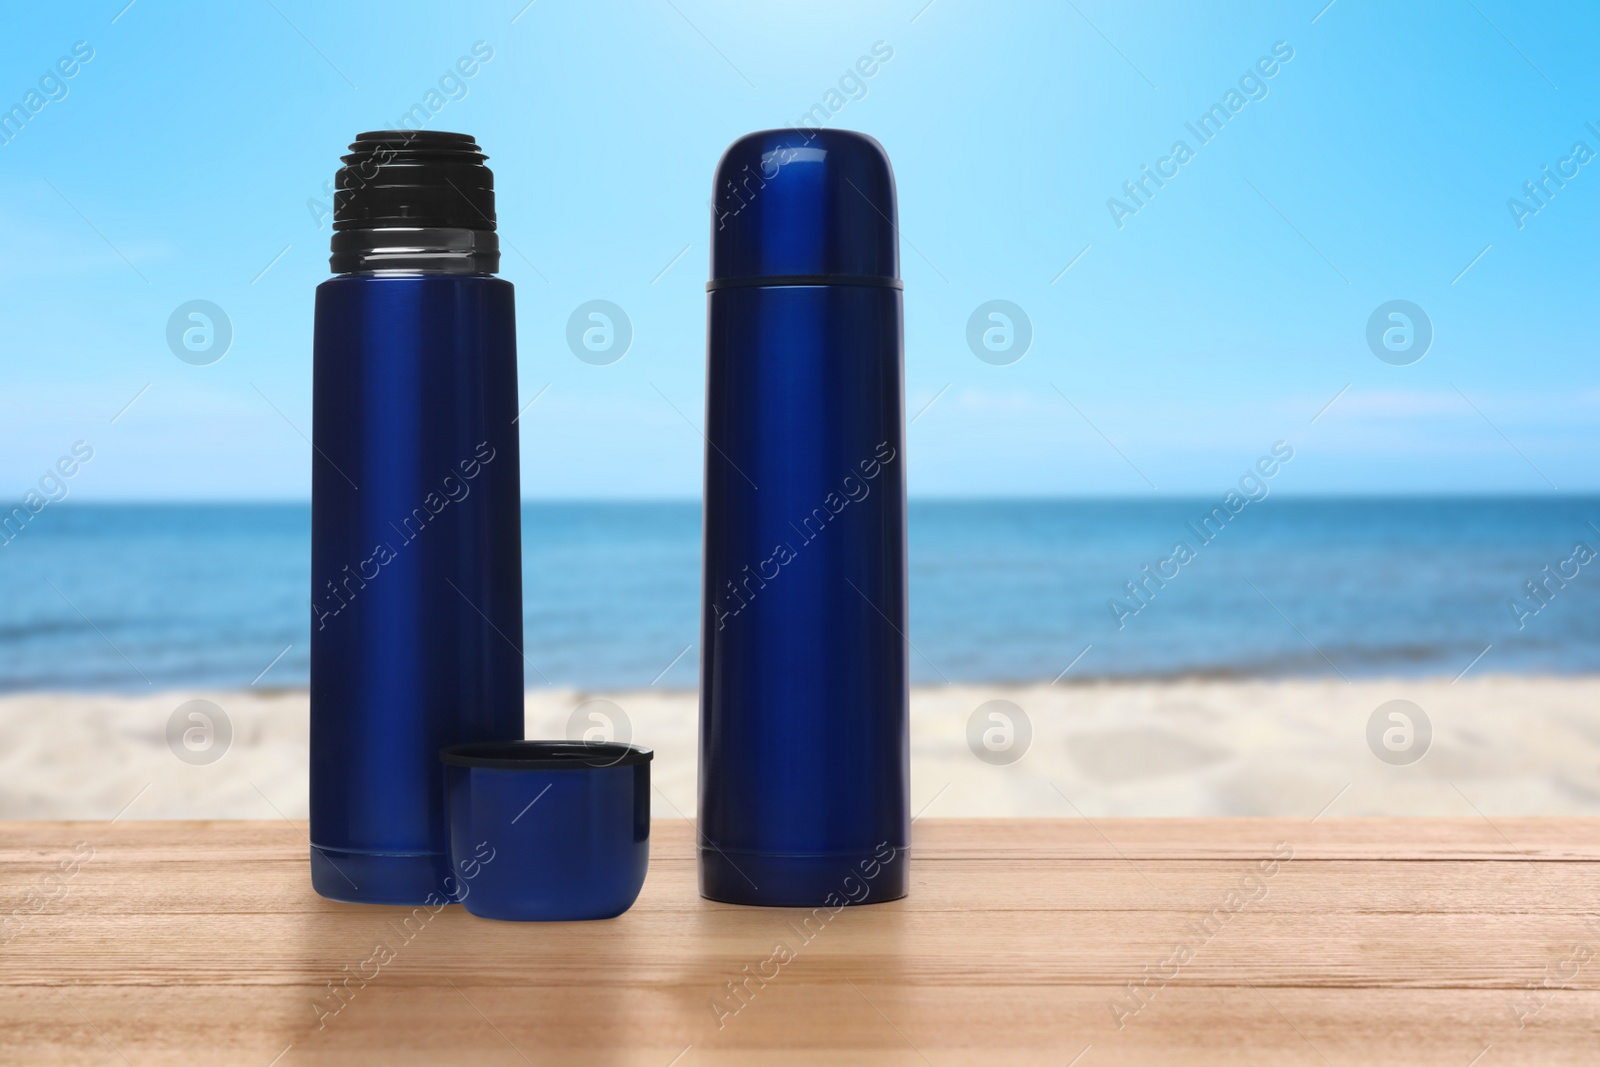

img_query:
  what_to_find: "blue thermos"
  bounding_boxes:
[699,129,910,907]
[310,131,524,905]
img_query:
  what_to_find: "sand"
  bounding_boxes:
[3,676,1598,822]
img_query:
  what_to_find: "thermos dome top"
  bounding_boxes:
[334,130,495,232]
[709,128,899,286]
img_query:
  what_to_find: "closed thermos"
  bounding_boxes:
[699,129,910,907]
[310,131,524,904]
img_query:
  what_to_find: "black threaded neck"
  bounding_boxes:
[334,130,494,231]
[329,130,499,274]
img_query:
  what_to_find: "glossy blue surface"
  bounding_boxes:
[441,742,651,922]
[699,129,909,907]
[711,128,898,281]
[310,273,525,905]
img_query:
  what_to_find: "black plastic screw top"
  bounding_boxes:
[329,130,500,274]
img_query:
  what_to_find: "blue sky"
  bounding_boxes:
[1,0,1595,500]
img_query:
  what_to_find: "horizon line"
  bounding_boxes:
[21,490,1600,506]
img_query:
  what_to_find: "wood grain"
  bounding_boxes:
[3,818,1598,1065]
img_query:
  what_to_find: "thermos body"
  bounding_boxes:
[310,275,524,903]
[699,129,910,907]
[309,133,524,905]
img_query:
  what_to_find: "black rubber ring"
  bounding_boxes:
[440,740,654,770]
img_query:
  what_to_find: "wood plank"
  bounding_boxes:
[2,818,1598,1065]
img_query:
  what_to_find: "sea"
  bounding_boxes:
[1,498,1596,692]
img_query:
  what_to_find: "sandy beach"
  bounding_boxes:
[4,675,1598,822]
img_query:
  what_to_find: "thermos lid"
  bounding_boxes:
[439,740,653,921]
[709,128,900,288]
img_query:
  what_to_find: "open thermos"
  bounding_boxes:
[309,131,525,905]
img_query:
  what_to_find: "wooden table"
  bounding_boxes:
[3,818,1597,1065]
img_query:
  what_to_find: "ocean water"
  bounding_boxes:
[0,499,1596,692]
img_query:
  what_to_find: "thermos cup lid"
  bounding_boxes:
[709,128,900,288]
[439,740,653,921]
